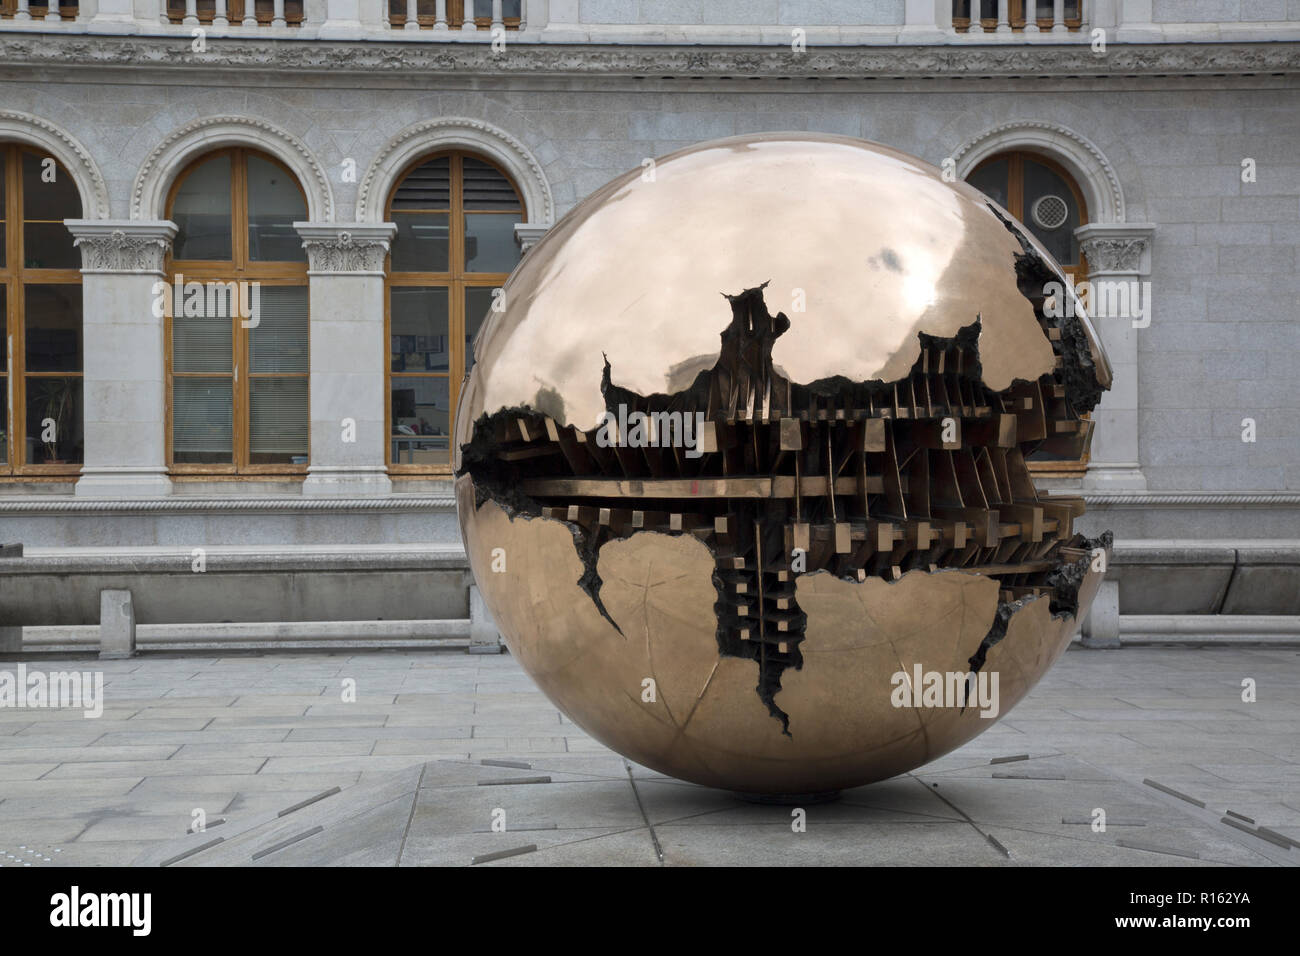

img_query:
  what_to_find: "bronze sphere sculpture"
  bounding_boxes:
[454,133,1111,796]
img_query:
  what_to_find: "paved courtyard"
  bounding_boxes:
[0,645,1297,867]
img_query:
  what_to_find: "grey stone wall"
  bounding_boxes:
[1,48,1298,540]
[1153,0,1300,21]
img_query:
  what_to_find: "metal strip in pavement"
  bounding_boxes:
[278,787,341,817]
[251,826,325,860]
[1221,816,1293,849]
[993,772,1067,780]
[160,837,224,867]
[1062,817,1146,826]
[1116,838,1200,860]
[472,844,537,865]
[1258,826,1300,850]
[1142,778,1207,808]
[624,760,664,864]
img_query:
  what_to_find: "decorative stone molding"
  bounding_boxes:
[131,115,334,221]
[357,117,554,227]
[1075,223,1156,276]
[295,222,396,275]
[0,110,110,219]
[514,223,549,252]
[65,220,177,274]
[951,120,1126,223]
[4,36,1299,79]
[1081,492,1300,508]
[1078,237,1146,273]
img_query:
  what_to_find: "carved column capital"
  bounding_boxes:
[65,220,177,275]
[1074,223,1156,276]
[295,222,397,275]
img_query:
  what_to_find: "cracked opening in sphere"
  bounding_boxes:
[457,209,1110,737]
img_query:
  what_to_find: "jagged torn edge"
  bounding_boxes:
[459,277,1110,736]
[962,529,1113,712]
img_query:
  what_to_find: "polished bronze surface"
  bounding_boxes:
[455,133,1112,794]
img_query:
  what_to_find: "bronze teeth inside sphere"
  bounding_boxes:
[454,133,1111,795]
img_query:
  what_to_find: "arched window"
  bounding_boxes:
[165,147,309,475]
[385,151,523,472]
[967,150,1089,278]
[0,144,83,475]
[967,150,1091,474]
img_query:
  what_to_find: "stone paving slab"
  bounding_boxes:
[0,646,1294,867]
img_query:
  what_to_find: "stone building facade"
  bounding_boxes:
[0,1,1297,638]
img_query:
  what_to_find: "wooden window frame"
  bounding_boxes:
[969,149,1092,478]
[164,147,310,477]
[0,143,84,479]
[3,1,82,16]
[385,150,523,476]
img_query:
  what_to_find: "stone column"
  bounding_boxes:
[296,223,396,497]
[1051,0,1067,33]
[1024,0,1041,33]
[1075,222,1156,492]
[65,220,177,498]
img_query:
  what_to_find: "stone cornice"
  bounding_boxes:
[0,36,1297,78]
[65,219,177,274]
